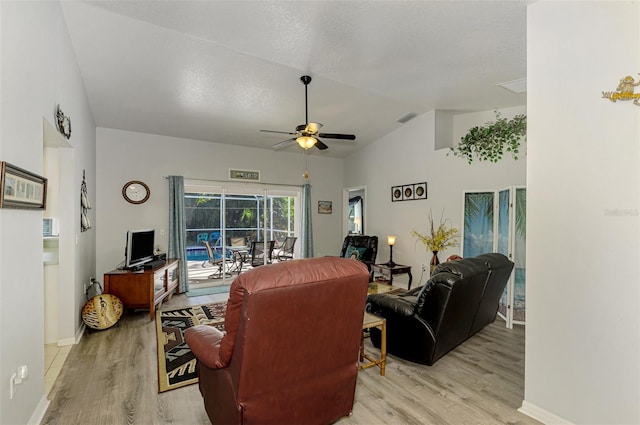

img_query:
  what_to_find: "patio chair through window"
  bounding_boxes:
[203,240,225,278]
[248,240,275,267]
[275,236,297,261]
[205,239,248,277]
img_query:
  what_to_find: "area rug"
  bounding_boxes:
[185,284,230,297]
[155,302,227,392]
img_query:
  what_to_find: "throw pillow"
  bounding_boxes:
[345,245,366,260]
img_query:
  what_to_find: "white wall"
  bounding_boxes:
[524,2,640,424]
[0,1,96,424]
[343,106,526,288]
[95,128,344,279]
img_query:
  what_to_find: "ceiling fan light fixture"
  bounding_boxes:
[305,122,322,134]
[296,136,317,149]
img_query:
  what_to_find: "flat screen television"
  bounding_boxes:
[125,229,155,270]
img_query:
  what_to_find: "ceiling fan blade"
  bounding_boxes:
[261,129,297,135]
[272,138,296,149]
[317,133,356,140]
[314,139,329,150]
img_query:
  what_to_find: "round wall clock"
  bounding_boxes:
[122,180,150,204]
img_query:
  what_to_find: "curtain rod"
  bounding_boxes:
[163,176,308,188]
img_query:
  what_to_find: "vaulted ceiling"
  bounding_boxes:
[61,1,528,158]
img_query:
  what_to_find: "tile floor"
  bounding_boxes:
[44,343,72,396]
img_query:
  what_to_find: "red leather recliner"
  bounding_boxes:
[185,257,370,425]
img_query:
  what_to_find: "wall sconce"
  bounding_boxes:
[385,235,396,267]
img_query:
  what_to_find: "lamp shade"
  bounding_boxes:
[387,235,396,246]
[296,136,316,149]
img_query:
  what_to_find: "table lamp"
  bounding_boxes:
[385,235,396,267]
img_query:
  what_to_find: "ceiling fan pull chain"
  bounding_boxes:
[302,148,310,180]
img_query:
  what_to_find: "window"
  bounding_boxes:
[184,181,300,283]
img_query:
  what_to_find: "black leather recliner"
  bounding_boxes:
[366,253,514,365]
[339,235,378,279]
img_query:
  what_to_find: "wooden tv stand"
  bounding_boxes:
[103,259,180,321]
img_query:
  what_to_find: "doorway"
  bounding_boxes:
[42,118,74,395]
[343,186,367,236]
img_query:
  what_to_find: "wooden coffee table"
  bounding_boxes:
[360,312,386,376]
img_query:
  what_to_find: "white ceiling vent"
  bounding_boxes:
[497,78,527,93]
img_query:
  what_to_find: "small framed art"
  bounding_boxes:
[402,184,414,201]
[0,162,47,209]
[318,200,332,214]
[391,181,427,202]
[414,182,427,199]
[391,186,403,202]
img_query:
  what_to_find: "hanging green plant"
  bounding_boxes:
[450,112,526,164]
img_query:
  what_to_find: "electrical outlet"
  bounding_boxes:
[9,365,28,399]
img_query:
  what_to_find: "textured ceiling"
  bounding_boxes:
[61,1,528,158]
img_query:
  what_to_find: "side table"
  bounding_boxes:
[372,263,413,289]
[360,312,386,376]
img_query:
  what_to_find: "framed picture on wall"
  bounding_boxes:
[391,186,402,202]
[414,182,427,200]
[402,184,414,201]
[0,162,47,209]
[318,200,332,214]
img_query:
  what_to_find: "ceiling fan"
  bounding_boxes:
[260,75,356,151]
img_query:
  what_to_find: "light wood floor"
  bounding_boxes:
[42,292,539,425]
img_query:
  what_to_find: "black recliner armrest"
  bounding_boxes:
[367,293,417,317]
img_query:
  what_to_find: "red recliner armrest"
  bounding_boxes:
[185,325,227,369]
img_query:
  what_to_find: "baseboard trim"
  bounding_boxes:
[57,323,85,346]
[74,323,86,344]
[28,394,50,425]
[57,336,75,346]
[519,400,574,425]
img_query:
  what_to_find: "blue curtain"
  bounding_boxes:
[168,176,189,292]
[300,183,314,258]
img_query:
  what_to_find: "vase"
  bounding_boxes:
[430,251,440,275]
